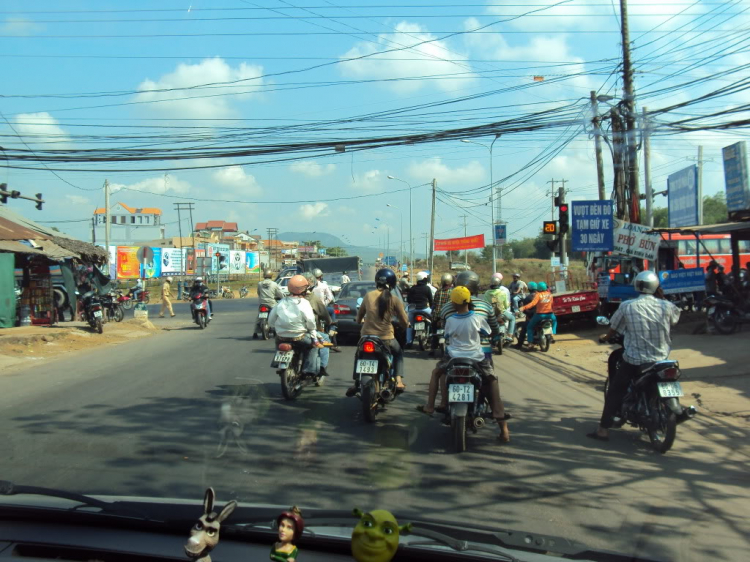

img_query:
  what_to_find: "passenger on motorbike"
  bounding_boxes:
[190,277,213,318]
[418,286,510,443]
[302,272,334,383]
[520,281,557,345]
[346,268,409,397]
[406,271,434,347]
[587,271,681,442]
[423,271,437,298]
[484,273,515,345]
[258,269,284,308]
[428,273,454,357]
[310,268,334,306]
[513,282,537,349]
[509,273,528,312]
[268,275,323,379]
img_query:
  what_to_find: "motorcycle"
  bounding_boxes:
[705,294,750,335]
[353,336,402,423]
[528,318,554,352]
[411,309,432,351]
[444,357,494,453]
[79,291,104,334]
[122,288,150,310]
[220,286,234,299]
[239,285,249,298]
[433,321,446,358]
[254,304,274,340]
[101,291,124,323]
[190,293,211,329]
[598,317,696,454]
[271,339,322,400]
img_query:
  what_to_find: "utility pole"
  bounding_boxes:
[92,217,96,244]
[429,178,436,276]
[461,215,469,267]
[104,179,110,252]
[175,203,196,277]
[697,145,704,225]
[611,107,627,219]
[591,91,607,200]
[620,0,641,222]
[547,179,556,219]
[175,204,184,276]
[643,107,654,227]
[559,187,568,269]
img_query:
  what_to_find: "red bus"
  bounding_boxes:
[662,232,750,271]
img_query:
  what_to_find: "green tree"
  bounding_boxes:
[703,192,728,225]
[327,246,348,257]
[653,207,668,227]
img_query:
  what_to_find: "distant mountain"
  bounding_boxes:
[276,231,420,263]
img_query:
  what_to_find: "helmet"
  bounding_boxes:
[277,507,304,542]
[287,274,310,295]
[450,286,472,305]
[375,268,397,289]
[313,268,323,279]
[455,270,480,295]
[302,272,317,287]
[512,272,521,278]
[527,281,538,291]
[440,273,453,287]
[633,270,660,294]
[416,271,429,282]
[398,277,410,290]
[194,276,203,284]
[537,281,548,291]
[264,269,274,279]
[166,276,173,283]
[490,273,503,288]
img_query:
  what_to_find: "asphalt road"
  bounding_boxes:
[0,297,747,561]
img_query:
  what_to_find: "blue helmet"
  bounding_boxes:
[537,281,548,291]
[527,282,538,291]
[375,268,397,289]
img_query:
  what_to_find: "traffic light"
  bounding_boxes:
[35,193,43,211]
[559,203,569,235]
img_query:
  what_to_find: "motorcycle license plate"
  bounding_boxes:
[258,312,269,319]
[356,360,378,374]
[273,351,293,365]
[449,384,474,403]
[543,326,553,335]
[414,322,426,330]
[93,310,102,318]
[436,329,444,335]
[658,381,684,398]
[572,305,581,313]
[708,307,716,315]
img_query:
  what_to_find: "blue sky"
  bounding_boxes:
[2,0,749,254]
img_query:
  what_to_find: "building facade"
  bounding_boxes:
[93,202,164,246]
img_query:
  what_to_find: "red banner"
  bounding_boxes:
[434,234,485,252]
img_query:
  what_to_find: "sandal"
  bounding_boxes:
[415,405,434,417]
[586,431,609,442]
[435,406,448,414]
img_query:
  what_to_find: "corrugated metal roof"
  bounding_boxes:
[0,216,48,241]
[0,240,49,255]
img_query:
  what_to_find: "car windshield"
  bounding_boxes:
[1,4,746,562]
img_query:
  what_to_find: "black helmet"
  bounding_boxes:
[375,268,397,289]
[455,270,480,295]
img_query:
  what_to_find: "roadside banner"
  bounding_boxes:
[434,234,485,251]
[229,250,245,273]
[660,267,705,294]
[571,201,614,252]
[185,248,196,275]
[722,141,750,215]
[668,165,699,227]
[161,247,184,274]
[140,247,162,278]
[208,243,230,272]
[613,219,661,261]
[246,251,260,273]
[116,246,140,279]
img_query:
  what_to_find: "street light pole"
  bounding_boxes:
[387,176,413,277]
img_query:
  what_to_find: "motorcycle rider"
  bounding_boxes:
[484,273,515,346]
[312,268,334,306]
[519,281,557,345]
[424,272,437,298]
[346,268,409,397]
[189,277,213,319]
[131,277,144,303]
[268,274,323,379]
[429,273,454,357]
[405,271,434,348]
[303,272,334,384]
[256,269,284,325]
[513,281,538,349]
[418,285,510,443]
[341,271,351,284]
[587,270,681,442]
[509,273,527,312]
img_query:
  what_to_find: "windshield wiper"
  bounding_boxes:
[0,480,155,521]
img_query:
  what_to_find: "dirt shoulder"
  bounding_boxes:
[0,319,163,373]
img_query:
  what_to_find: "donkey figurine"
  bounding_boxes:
[184,487,237,562]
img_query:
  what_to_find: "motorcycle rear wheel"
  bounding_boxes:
[114,306,124,323]
[713,308,738,335]
[417,333,425,351]
[362,379,379,423]
[122,299,133,311]
[647,398,677,454]
[143,295,150,305]
[261,321,269,340]
[198,314,206,329]
[539,334,550,352]
[452,415,467,453]
[95,318,103,334]
[281,365,302,401]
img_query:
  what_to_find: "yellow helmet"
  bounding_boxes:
[450,286,471,305]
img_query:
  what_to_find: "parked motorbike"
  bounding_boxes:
[353,336,402,423]
[79,291,104,334]
[101,292,124,323]
[220,286,234,299]
[239,285,249,298]
[122,288,150,310]
[254,304,274,340]
[705,294,750,335]
[412,310,432,351]
[598,317,696,454]
[444,357,493,453]
[191,293,211,329]
[271,339,322,400]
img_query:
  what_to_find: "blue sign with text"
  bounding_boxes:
[660,268,705,295]
[494,224,507,244]
[571,201,614,252]
[722,141,750,213]
[668,165,699,227]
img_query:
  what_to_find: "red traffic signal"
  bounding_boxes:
[215,252,221,257]
[559,204,569,213]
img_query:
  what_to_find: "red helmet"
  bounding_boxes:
[287,275,310,295]
[277,507,304,541]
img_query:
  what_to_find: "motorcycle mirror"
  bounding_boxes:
[596,316,610,326]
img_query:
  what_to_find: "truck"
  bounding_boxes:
[276,256,361,287]
[546,269,601,323]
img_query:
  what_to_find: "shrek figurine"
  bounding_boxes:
[351,508,412,562]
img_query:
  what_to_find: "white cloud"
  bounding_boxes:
[297,202,330,221]
[348,169,386,193]
[65,195,90,206]
[407,157,485,184]
[1,17,42,36]
[109,174,191,195]
[13,112,70,145]
[339,21,476,93]
[134,57,265,119]
[212,166,262,195]
[290,160,336,177]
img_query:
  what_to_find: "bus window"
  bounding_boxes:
[739,240,750,253]
[702,239,720,255]
[716,239,731,254]
[678,240,688,256]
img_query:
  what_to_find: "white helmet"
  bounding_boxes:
[416,271,429,282]
[166,276,173,283]
[633,270,660,294]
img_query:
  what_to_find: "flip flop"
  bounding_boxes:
[415,405,434,417]
[586,431,610,442]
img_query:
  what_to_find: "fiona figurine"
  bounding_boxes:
[271,506,304,562]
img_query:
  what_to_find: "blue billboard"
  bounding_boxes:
[660,268,705,295]
[722,141,750,214]
[668,165,699,227]
[494,224,507,244]
[571,201,614,252]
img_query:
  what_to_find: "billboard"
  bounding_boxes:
[116,246,140,279]
[612,219,661,261]
[434,234,485,251]
[722,141,750,215]
[140,247,162,279]
[571,201,614,252]
[185,248,196,275]
[660,268,705,295]
[246,251,260,273]
[667,165,699,227]
[207,243,230,272]
[161,248,184,274]
[229,250,245,274]
[494,224,507,245]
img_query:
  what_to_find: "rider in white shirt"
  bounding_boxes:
[341,271,351,284]
[311,268,334,306]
